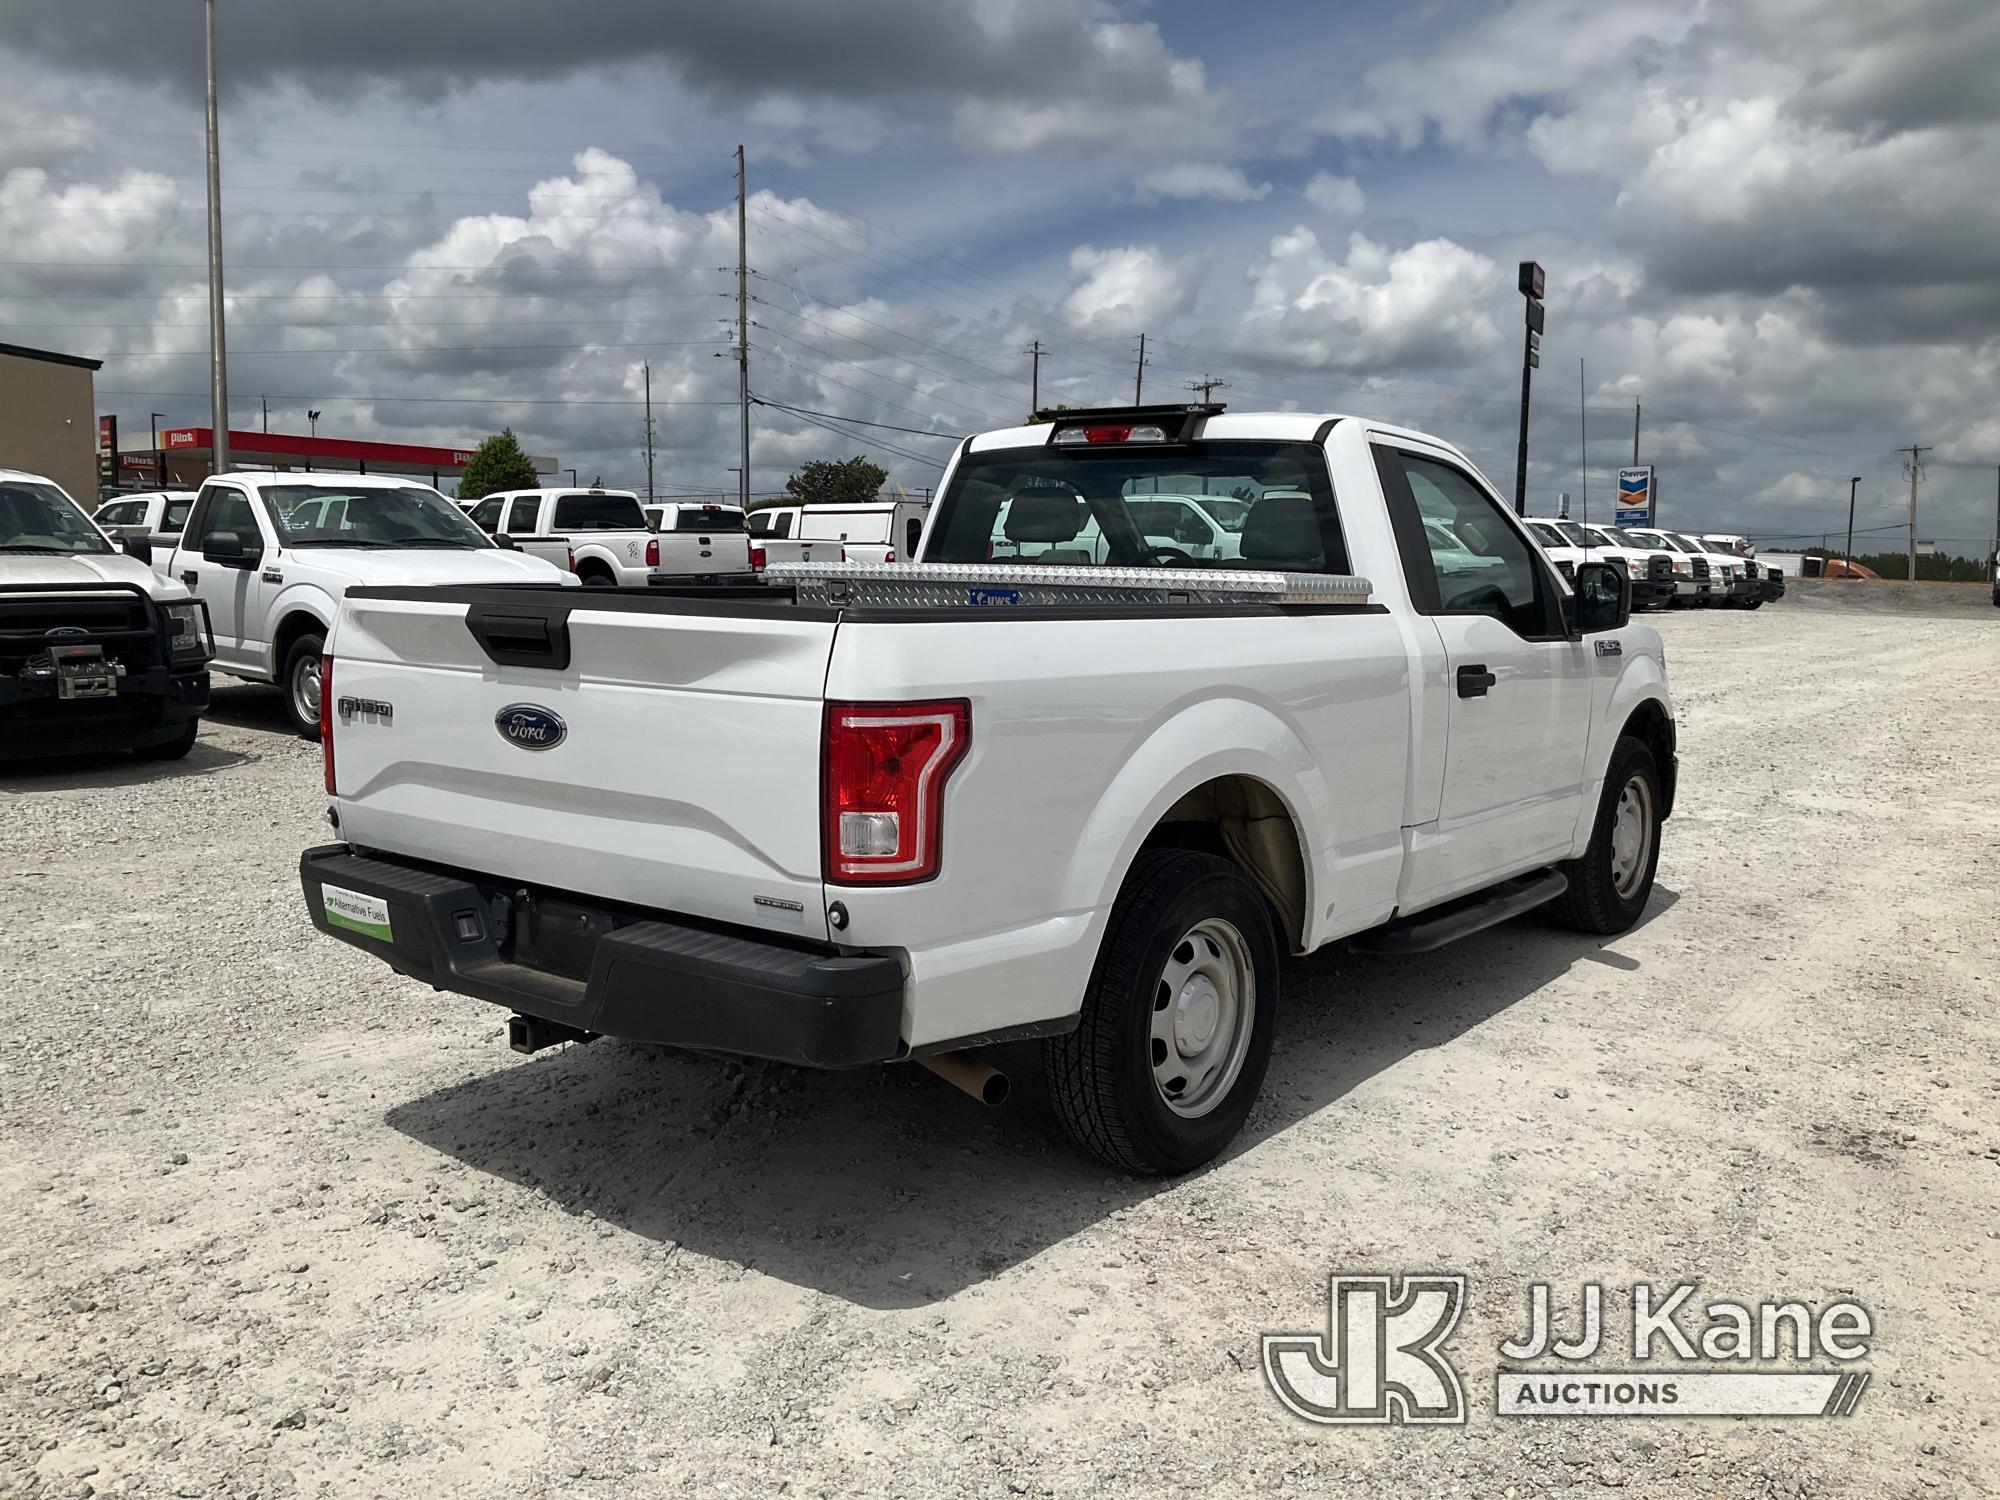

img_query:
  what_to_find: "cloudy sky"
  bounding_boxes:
[3,0,1997,552]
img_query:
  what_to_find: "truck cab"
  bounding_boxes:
[749,499,928,571]
[142,471,572,736]
[92,490,199,552]
[1,470,212,761]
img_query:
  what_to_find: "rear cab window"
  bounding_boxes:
[552,492,645,531]
[928,441,1348,573]
[666,505,744,533]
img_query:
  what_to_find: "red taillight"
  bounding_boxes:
[1084,425,1133,443]
[749,544,767,571]
[645,537,659,567]
[822,700,971,885]
[565,548,576,572]
[839,546,850,563]
[884,551,896,564]
[320,654,335,795]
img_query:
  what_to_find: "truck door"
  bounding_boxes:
[178,482,272,670]
[1374,445,1593,901]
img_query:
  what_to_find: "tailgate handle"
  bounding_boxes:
[466,604,573,670]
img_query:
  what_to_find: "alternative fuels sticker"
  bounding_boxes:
[321,883,393,942]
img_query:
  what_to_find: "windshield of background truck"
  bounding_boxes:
[267,484,489,548]
[553,492,645,530]
[0,480,112,554]
[1554,521,1595,547]
[1528,522,1565,547]
[930,442,1346,572]
[1600,527,1647,548]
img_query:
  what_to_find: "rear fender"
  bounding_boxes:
[1062,696,1325,947]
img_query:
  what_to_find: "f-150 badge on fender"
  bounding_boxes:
[1594,640,1623,657]
[495,703,566,750]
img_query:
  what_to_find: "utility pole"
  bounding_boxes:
[1025,340,1047,413]
[1843,476,1860,574]
[1133,333,1148,404]
[735,144,750,512]
[1578,358,1588,530]
[260,396,268,434]
[202,0,230,475]
[642,360,655,504]
[1187,374,1228,403]
[1991,464,1998,582]
[1632,400,1641,465]
[1514,261,1546,514]
[1898,444,1930,581]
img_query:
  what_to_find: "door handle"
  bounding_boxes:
[179,570,198,588]
[1456,664,1498,698]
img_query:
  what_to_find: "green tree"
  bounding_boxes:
[785,455,888,507]
[1025,403,1071,425]
[458,428,540,500]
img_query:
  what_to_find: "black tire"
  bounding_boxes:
[1042,849,1279,1176]
[280,631,326,740]
[132,720,199,761]
[1553,734,1662,935]
[579,566,614,587]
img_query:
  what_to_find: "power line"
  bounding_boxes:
[750,396,962,440]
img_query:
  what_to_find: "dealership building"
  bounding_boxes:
[113,427,556,493]
[0,342,103,506]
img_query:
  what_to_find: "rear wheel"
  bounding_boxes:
[281,631,325,740]
[1043,850,1279,1175]
[578,564,614,587]
[1553,734,1662,935]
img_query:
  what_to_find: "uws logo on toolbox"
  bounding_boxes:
[1264,1276,1872,1425]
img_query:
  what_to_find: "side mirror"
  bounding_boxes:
[203,530,261,568]
[117,531,153,565]
[1572,560,1631,634]
[493,532,519,550]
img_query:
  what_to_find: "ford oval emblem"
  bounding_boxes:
[495,702,566,750]
[45,625,89,640]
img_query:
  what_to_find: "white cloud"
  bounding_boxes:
[1300,172,1364,218]
[952,22,1232,154]
[1234,227,1506,372]
[1134,162,1271,203]
[1060,244,1195,331]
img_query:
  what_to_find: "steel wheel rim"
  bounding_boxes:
[1149,917,1255,1119]
[292,653,322,726]
[1609,773,1654,900]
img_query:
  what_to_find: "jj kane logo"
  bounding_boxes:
[1265,1276,1873,1425]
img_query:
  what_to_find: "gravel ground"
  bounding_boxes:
[2,599,1995,1499]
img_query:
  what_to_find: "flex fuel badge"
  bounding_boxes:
[321,884,393,942]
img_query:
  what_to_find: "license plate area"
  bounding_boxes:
[512,893,622,981]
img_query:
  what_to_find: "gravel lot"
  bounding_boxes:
[3,598,1995,1499]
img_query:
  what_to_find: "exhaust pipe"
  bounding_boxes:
[917,1050,1009,1106]
[506,1014,595,1055]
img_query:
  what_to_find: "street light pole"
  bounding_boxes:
[150,412,165,487]
[1844,476,1860,576]
[202,0,230,476]
[1513,261,1546,515]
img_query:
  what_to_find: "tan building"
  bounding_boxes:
[0,342,104,507]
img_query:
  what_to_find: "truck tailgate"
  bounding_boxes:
[327,590,835,941]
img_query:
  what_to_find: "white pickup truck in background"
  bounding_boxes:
[92,490,200,551]
[747,499,929,571]
[2,470,213,760]
[133,471,572,737]
[641,501,753,581]
[463,487,661,586]
[302,404,1675,1174]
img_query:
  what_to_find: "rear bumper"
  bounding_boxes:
[299,844,906,1067]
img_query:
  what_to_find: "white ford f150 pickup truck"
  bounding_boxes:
[134,471,573,737]
[2,470,213,760]
[464,487,662,587]
[92,489,200,550]
[301,405,1676,1174]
